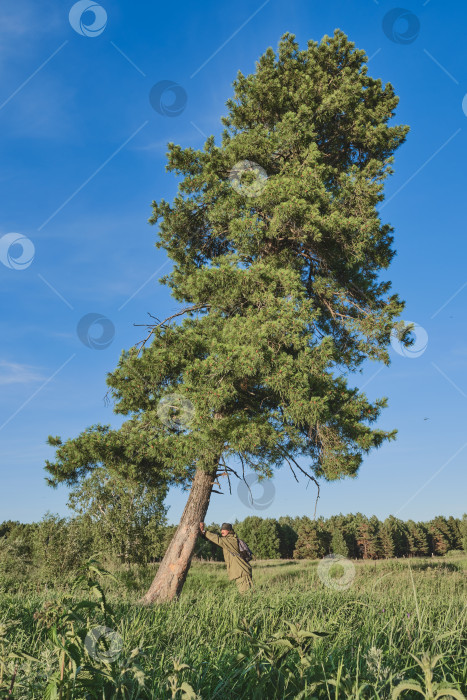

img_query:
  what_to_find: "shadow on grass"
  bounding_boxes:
[252,560,301,568]
[264,569,309,585]
[379,560,463,573]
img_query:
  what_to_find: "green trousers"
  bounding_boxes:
[235,573,254,593]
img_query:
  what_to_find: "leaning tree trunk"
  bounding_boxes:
[139,459,220,604]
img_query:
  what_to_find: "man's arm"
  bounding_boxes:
[199,522,222,547]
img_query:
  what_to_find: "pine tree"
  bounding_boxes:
[428,516,452,555]
[343,513,363,558]
[330,528,349,557]
[357,518,380,559]
[446,516,462,550]
[293,517,326,559]
[278,516,299,558]
[382,515,408,557]
[406,519,429,557]
[45,30,409,603]
[325,513,349,556]
[379,522,395,559]
[413,522,429,557]
[235,516,281,559]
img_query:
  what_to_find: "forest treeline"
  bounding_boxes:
[1,508,466,591]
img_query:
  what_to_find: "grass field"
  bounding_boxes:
[0,555,465,698]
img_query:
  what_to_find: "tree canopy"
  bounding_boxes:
[46,30,410,540]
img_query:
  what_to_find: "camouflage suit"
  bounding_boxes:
[201,529,253,593]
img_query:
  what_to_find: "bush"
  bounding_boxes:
[31,513,95,581]
[235,517,281,559]
[445,549,465,557]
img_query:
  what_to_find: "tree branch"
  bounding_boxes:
[277,447,320,519]
[134,304,212,351]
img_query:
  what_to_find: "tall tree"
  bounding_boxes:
[414,522,430,557]
[343,512,365,558]
[330,528,349,557]
[278,516,299,558]
[45,30,409,603]
[67,467,168,567]
[293,517,327,559]
[378,521,395,559]
[446,516,462,550]
[357,517,380,559]
[428,516,453,556]
[380,515,408,558]
[326,514,349,556]
[235,516,281,559]
[406,519,429,557]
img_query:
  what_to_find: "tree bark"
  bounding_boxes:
[139,458,220,604]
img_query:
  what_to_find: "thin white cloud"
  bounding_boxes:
[0,360,46,385]
[0,1,73,139]
[0,0,61,48]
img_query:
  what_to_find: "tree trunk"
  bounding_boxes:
[139,459,219,604]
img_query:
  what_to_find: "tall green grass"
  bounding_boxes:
[0,555,465,698]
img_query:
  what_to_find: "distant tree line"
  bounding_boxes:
[1,508,466,590]
[225,513,467,561]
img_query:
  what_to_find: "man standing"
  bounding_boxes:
[199,522,253,593]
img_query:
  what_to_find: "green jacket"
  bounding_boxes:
[201,530,252,580]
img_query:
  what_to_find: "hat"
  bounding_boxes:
[221,522,233,531]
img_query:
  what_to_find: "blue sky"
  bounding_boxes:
[0,0,466,527]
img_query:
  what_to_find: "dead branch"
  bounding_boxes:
[277,446,320,519]
[281,453,299,483]
[134,304,212,352]
[215,461,242,496]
